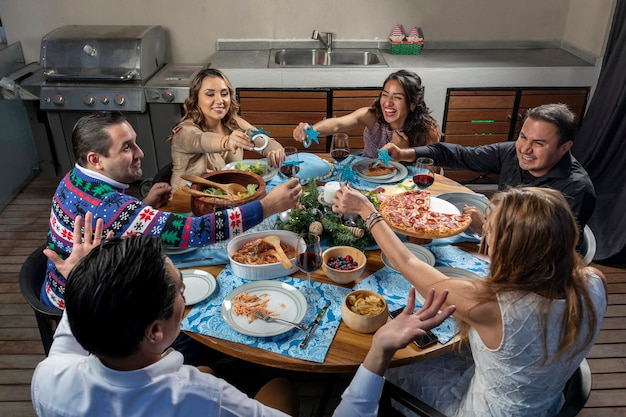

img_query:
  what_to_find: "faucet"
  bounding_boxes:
[312,30,333,52]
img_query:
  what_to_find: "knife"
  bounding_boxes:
[300,301,331,349]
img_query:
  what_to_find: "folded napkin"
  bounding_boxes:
[181,265,351,363]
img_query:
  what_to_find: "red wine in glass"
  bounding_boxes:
[296,233,322,297]
[330,149,350,163]
[296,251,323,272]
[414,157,435,190]
[280,164,300,178]
[413,173,435,189]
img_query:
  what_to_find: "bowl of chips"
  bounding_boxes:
[341,290,388,333]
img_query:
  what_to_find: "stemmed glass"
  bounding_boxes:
[295,233,322,297]
[413,157,435,190]
[280,146,300,179]
[330,133,350,181]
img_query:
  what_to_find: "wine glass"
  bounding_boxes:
[413,157,435,190]
[295,233,322,297]
[280,146,300,179]
[330,133,350,181]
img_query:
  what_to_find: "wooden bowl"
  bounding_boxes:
[322,246,366,285]
[341,290,388,333]
[190,170,266,216]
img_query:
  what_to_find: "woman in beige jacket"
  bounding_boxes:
[168,68,285,191]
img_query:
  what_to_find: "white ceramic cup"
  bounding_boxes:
[324,181,341,204]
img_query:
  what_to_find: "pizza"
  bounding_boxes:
[379,190,472,239]
[366,162,397,177]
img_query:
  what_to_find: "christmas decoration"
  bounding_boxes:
[303,125,321,148]
[347,226,365,238]
[275,180,375,251]
[309,221,323,236]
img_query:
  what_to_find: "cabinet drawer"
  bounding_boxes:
[238,89,329,152]
[448,91,516,110]
[444,121,511,135]
[445,109,513,123]
[332,89,380,151]
[444,134,509,147]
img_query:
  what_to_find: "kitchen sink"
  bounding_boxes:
[269,48,388,68]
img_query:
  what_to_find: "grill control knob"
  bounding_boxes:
[100,96,110,105]
[52,93,65,106]
[82,95,96,107]
[162,89,175,102]
[114,94,127,107]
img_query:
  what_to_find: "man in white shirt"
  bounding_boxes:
[32,213,455,417]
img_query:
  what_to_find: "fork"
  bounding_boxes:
[253,311,308,330]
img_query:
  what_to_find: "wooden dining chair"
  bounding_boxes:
[18,243,62,356]
[379,358,592,417]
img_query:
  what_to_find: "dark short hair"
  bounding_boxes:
[65,235,177,359]
[72,111,128,166]
[525,103,577,146]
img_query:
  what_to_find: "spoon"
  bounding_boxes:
[180,186,234,200]
[262,235,293,269]
[181,174,247,199]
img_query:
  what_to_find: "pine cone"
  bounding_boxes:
[309,221,324,236]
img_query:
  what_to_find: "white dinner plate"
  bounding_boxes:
[166,247,197,256]
[382,243,435,272]
[182,269,217,305]
[437,192,489,215]
[435,266,481,280]
[353,159,409,183]
[223,159,277,181]
[222,280,307,337]
[430,197,461,214]
[353,159,399,180]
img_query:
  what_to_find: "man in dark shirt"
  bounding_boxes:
[383,103,596,235]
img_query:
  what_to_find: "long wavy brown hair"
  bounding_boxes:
[369,70,441,146]
[462,187,599,361]
[168,67,240,139]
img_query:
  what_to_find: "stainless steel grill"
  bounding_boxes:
[145,63,203,168]
[35,25,166,177]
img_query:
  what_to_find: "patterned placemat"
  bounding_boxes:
[180,265,351,363]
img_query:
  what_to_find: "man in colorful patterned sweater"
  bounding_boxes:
[44,111,301,310]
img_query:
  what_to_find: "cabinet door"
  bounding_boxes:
[237,89,329,154]
[443,90,516,184]
[512,88,589,138]
[331,89,380,151]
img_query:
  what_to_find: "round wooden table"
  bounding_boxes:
[164,167,476,373]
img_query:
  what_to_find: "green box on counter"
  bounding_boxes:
[390,42,423,55]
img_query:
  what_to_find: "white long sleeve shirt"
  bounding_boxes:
[32,312,384,417]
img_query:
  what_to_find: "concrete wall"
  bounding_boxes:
[0,0,616,65]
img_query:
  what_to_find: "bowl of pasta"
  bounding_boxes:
[227,230,300,280]
[341,290,388,333]
[190,170,266,216]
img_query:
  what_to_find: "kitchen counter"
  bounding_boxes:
[208,40,600,122]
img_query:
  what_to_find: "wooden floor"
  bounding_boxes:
[0,174,624,416]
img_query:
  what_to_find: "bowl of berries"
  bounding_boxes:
[322,246,367,285]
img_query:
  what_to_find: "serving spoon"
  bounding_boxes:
[181,174,247,199]
[262,235,293,269]
[180,186,234,201]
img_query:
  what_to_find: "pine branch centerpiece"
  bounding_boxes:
[274,181,374,251]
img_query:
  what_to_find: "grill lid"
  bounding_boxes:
[40,25,165,82]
